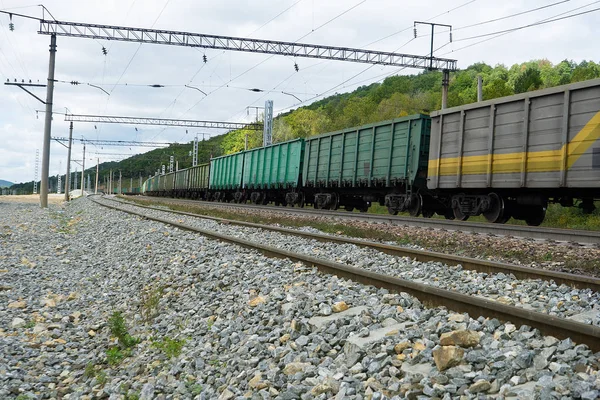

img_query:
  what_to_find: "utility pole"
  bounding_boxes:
[64,122,73,201]
[130,177,133,193]
[95,158,99,194]
[414,21,452,109]
[263,100,273,147]
[33,149,39,194]
[80,143,85,196]
[109,169,112,194]
[119,170,122,195]
[57,161,62,195]
[477,75,483,102]
[40,33,57,208]
[192,135,198,166]
[169,156,174,173]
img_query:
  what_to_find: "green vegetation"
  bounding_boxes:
[151,336,186,358]
[108,311,140,348]
[187,383,203,396]
[105,311,140,366]
[140,285,165,323]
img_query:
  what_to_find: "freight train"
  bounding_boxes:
[142,78,600,226]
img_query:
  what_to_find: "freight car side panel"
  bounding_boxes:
[174,169,187,190]
[188,163,210,189]
[209,153,244,190]
[243,139,303,189]
[303,115,430,187]
[429,79,600,189]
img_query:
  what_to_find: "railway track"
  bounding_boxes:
[92,195,600,351]
[133,195,600,246]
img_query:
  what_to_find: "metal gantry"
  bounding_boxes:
[38,19,458,71]
[64,114,263,130]
[52,137,171,148]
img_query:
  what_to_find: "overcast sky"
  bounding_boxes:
[0,0,598,183]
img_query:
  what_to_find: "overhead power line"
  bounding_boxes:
[453,0,571,32]
[452,5,600,42]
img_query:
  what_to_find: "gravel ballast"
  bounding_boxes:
[102,197,600,326]
[0,197,598,399]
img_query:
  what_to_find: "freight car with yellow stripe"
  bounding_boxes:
[427,78,600,225]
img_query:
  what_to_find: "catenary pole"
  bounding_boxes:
[40,33,57,208]
[64,121,73,201]
[80,143,85,197]
[95,158,99,194]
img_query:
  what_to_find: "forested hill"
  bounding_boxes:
[220,59,600,154]
[55,59,600,186]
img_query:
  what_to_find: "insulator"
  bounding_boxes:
[203,54,207,63]
[414,28,417,38]
[449,32,453,43]
[294,62,299,72]
[9,23,14,31]
[102,46,108,55]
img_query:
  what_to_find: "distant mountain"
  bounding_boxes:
[0,179,14,188]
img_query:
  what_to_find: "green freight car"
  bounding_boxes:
[243,139,304,205]
[302,114,431,214]
[209,152,245,201]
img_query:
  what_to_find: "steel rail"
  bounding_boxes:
[135,196,600,246]
[109,196,600,292]
[91,196,600,351]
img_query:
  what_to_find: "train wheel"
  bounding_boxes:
[526,206,546,226]
[407,194,422,217]
[359,203,369,213]
[329,193,339,211]
[298,193,305,208]
[483,193,505,223]
[345,206,355,212]
[387,206,398,215]
[452,205,469,221]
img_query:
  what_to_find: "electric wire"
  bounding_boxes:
[440,0,600,55]
[109,0,172,94]
[362,0,477,48]
[246,0,304,37]
[175,0,370,120]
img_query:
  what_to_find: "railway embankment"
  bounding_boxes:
[0,197,599,399]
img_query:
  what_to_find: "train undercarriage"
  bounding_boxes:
[145,186,597,227]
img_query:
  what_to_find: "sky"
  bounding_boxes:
[0,0,598,184]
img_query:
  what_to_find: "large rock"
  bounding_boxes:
[248,296,266,307]
[7,300,26,309]
[432,346,464,371]
[283,362,311,376]
[11,318,26,328]
[248,373,268,390]
[394,341,411,354]
[332,301,349,313]
[469,380,491,393]
[440,330,480,348]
